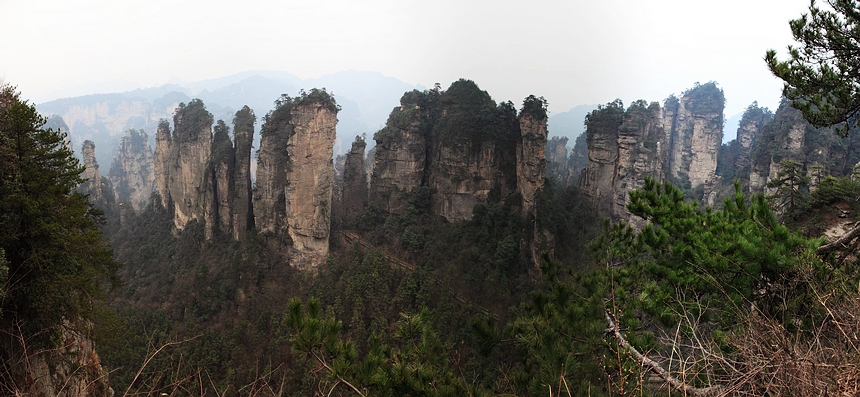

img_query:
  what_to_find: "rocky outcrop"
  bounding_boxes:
[578,100,623,214]
[152,101,256,241]
[579,100,669,225]
[517,98,548,218]
[255,101,292,235]
[545,136,570,186]
[4,320,111,397]
[284,96,337,269]
[165,99,213,231]
[231,106,255,241]
[369,80,542,223]
[567,132,589,187]
[254,89,338,269]
[340,136,368,222]
[578,83,725,223]
[738,99,860,196]
[153,120,172,209]
[428,139,510,222]
[664,83,724,190]
[209,120,234,239]
[735,103,771,173]
[78,140,104,203]
[108,129,154,212]
[369,93,429,215]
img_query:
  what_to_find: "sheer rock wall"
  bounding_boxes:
[108,129,154,212]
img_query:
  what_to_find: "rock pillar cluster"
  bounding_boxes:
[108,129,154,212]
[579,83,725,223]
[151,100,257,241]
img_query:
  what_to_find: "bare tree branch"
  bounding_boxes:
[605,311,724,397]
[817,222,860,254]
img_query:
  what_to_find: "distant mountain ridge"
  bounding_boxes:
[36,70,423,167]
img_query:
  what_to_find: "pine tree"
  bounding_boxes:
[766,0,860,136]
[0,83,120,344]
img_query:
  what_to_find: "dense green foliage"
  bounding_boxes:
[767,159,811,220]
[766,0,860,136]
[262,88,339,140]
[173,98,214,142]
[519,95,548,121]
[682,81,725,114]
[211,119,234,165]
[232,105,255,152]
[0,84,120,344]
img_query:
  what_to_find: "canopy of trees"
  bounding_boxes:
[766,0,860,136]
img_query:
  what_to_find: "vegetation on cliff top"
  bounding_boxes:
[173,98,214,142]
[682,81,725,114]
[261,88,339,140]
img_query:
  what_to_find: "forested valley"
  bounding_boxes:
[8,2,860,396]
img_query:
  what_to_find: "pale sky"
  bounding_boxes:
[0,0,811,118]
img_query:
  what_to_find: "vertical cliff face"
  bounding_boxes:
[231,106,255,241]
[167,99,213,231]
[740,100,860,196]
[153,120,172,208]
[149,101,255,241]
[341,136,368,222]
[367,80,550,227]
[545,136,570,185]
[209,120,234,239]
[578,100,624,211]
[428,90,519,222]
[578,83,724,223]
[369,91,431,214]
[578,100,669,224]
[735,103,771,173]
[284,95,337,269]
[108,129,154,212]
[254,89,339,269]
[371,81,529,222]
[749,103,810,194]
[567,132,589,187]
[79,140,103,203]
[615,101,669,222]
[666,83,725,190]
[516,97,548,218]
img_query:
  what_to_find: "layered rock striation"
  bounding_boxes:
[108,129,154,212]
[545,136,570,186]
[232,106,255,241]
[516,96,548,218]
[735,99,860,195]
[578,83,725,223]
[78,140,104,203]
[254,89,338,269]
[151,100,257,241]
[165,99,214,231]
[339,136,368,222]
[369,80,547,223]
